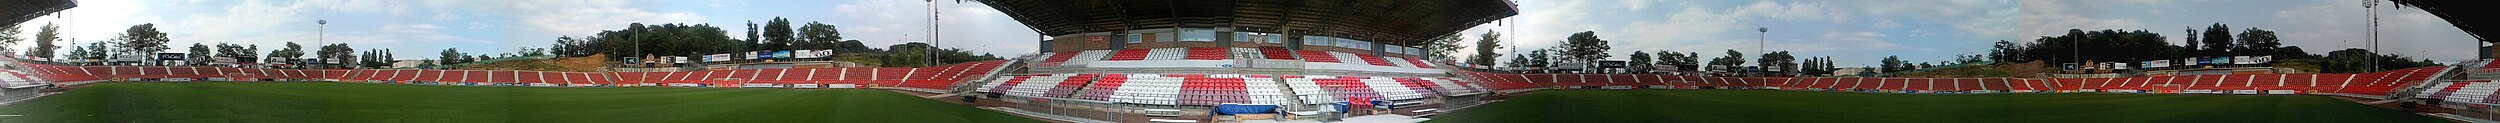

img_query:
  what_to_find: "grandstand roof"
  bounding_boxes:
[2392,0,2491,43]
[971,0,1518,46]
[1,0,76,27]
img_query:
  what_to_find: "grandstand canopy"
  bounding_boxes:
[972,0,1518,46]
[2392,0,2491,43]
[1,0,76,27]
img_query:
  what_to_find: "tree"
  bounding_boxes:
[2236,28,2283,56]
[269,42,305,65]
[1683,52,1701,71]
[762,17,795,51]
[747,21,760,51]
[881,42,932,67]
[1505,54,1533,71]
[1709,50,1745,71]
[1523,49,1554,73]
[212,43,260,64]
[78,42,112,60]
[1628,51,1653,73]
[571,23,740,59]
[1655,51,1683,71]
[318,43,355,67]
[1557,31,1612,71]
[187,43,211,66]
[2184,27,2200,55]
[1880,55,1906,73]
[0,23,21,53]
[796,22,844,50]
[114,24,174,55]
[1422,32,1467,63]
[439,48,463,65]
[1466,31,1504,67]
[29,23,61,58]
[2200,23,2234,55]
[1988,40,2024,62]
[1757,51,1796,76]
[551,36,587,57]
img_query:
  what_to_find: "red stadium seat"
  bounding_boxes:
[1256,47,1297,60]
[1184,47,1228,60]
[1105,49,1150,61]
[1296,50,1340,63]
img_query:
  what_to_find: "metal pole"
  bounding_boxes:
[929,0,941,67]
[2368,0,2380,72]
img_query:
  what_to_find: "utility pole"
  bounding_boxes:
[928,0,941,67]
[317,19,327,69]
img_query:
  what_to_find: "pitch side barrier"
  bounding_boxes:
[1456,66,2446,95]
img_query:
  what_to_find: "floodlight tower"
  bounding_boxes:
[2364,0,2380,72]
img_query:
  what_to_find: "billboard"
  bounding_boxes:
[795,50,832,58]
[772,50,794,59]
[2233,56,2272,64]
[705,54,731,62]
[2144,60,2169,68]
[744,51,759,60]
[1597,60,1627,68]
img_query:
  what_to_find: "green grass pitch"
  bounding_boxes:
[1429,90,2449,123]
[0,82,1042,123]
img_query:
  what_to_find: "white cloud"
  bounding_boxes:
[502,0,707,37]
[2017,0,2145,42]
[432,13,461,21]
[1872,20,1902,29]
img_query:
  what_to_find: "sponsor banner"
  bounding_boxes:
[705,54,732,62]
[795,50,833,59]
[772,50,793,59]
[2145,60,2170,68]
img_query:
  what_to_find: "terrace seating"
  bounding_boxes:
[1255,47,1296,60]
[1041,52,1078,63]
[1145,48,1188,60]
[1062,50,1113,66]
[1185,47,1228,60]
[1351,53,1394,66]
[1427,78,1487,96]
[1296,51,1339,63]
[1403,58,1434,68]
[1107,49,1152,61]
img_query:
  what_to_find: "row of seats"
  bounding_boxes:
[1,70,46,87]
[973,73,1474,106]
[11,64,331,82]
[2417,81,2500,104]
[337,69,613,85]
[979,74,1098,98]
[10,60,1006,90]
[606,61,1006,89]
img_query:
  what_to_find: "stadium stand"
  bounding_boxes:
[1184,47,1228,60]
[1107,49,1151,61]
[1255,47,1296,60]
[1295,50,1339,63]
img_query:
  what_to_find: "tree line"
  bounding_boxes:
[1989,23,2436,73]
[544,17,995,67]
[1461,31,1835,76]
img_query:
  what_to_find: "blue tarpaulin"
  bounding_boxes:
[1215,104,1278,115]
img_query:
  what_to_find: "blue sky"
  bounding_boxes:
[6,0,2477,68]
